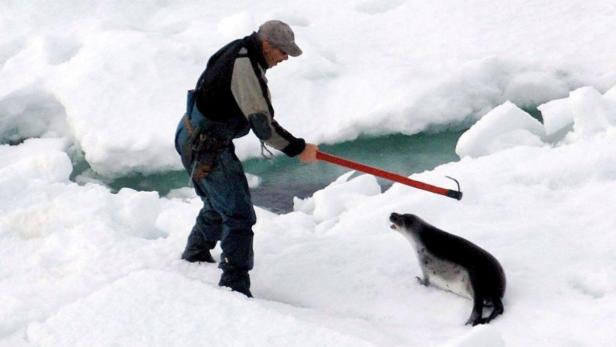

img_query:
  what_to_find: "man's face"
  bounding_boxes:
[263,40,289,68]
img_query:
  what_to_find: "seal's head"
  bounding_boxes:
[389,212,420,233]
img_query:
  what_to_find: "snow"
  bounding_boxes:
[537,96,575,139]
[540,86,616,142]
[26,270,373,347]
[2,0,616,346]
[294,171,381,222]
[455,101,545,158]
[566,87,616,141]
[457,86,616,158]
[3,0,616,175]
[0,89,69,143]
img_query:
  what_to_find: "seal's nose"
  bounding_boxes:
[389,212,400,223]
[389,212,401,230]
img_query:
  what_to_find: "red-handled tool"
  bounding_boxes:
[315,150,463,200]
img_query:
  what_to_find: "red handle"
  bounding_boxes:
[315,150,462,200]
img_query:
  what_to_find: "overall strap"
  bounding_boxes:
[183,114,195,137]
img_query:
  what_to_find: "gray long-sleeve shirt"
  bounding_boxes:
[231,47,302,153]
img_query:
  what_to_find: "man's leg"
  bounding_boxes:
[176,121,223,264]
[181,197,222,263]
[198,149,256,297]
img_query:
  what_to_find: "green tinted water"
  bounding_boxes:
[95,130,463,213]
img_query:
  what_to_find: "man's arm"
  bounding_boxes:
[230,52,305,156]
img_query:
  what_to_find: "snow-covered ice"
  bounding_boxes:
[455,101,545,158]
[2,0,616,346]
[3,0,616,176]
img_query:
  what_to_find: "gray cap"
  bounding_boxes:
[258,20,302,57]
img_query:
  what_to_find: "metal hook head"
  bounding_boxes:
[445,176,463,200]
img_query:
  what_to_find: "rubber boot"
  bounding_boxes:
[181,240,216,263]
[181,249,215,263]
[219,270,252,298]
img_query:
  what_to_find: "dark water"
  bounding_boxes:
[89,130,463,213]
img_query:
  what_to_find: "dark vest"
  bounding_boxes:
[194,33,270,138]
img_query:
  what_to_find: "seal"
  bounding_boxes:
[389,212,506,325]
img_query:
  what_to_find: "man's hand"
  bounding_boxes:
[299,143,319,163]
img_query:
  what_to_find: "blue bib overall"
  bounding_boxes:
[175,90,256,276]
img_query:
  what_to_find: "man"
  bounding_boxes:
[174,20,318,297]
